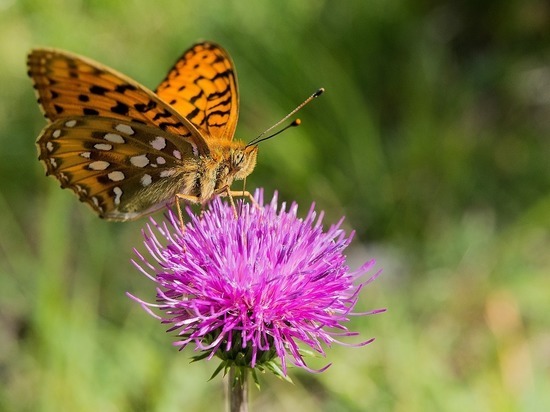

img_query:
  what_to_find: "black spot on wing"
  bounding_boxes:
[152,109,173,121]
[84,108,99,115]
[115,84,137,93]
[96,175,111,185]
[159,121,186,131]
[189,91,203,104]
[111,102,130,115]
[206,88,231,101]
[90,85,109,95]
[134,100,157,113]
[186,107,200,120]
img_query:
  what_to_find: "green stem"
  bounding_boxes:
[226,366,249,412]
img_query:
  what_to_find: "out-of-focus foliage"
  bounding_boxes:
[1,1,548,411]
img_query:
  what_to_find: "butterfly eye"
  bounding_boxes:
[233,151,244,167]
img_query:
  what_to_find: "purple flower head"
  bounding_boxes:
[129,189,384,378]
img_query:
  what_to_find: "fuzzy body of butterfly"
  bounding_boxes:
[28,41,322,221]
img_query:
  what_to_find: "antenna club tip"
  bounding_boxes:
[292,118,302,126]
[314,88,325,97]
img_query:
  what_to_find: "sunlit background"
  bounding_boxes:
[1,1,549,410]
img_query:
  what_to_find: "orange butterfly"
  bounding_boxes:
[28,42,258,221]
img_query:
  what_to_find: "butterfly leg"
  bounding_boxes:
[174,193,200,232]
[225,187,238,218]
[236,177,260,215]
[215,186,258,217]
[227,190,258,207]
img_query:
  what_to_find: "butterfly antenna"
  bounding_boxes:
[247,88,324,147]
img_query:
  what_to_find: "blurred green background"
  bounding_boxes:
[1,0,549,410]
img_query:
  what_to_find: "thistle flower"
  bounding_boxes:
[128,190,384,381]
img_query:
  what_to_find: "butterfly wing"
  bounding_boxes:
[28,48,210,154]
[28,48,212,220]
[155,42,239,141]
[37,116,200,221]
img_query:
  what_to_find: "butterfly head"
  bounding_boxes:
[199,142,258,203]
[232,145,258,180]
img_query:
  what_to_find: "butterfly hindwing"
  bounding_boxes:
[155,42,239,141]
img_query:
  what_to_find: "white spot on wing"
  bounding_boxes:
[173,150,181,159]
[115,124,135,135]
[141,174,152,187]
[113,186,123,205]
[108,171,125,182]
[94,143,113,151]
[49,158,57,168]
[160,169,177,178]
[92,196,99,207]
[156,156,166,164]
[80,152,91,159]
[190,143,198,156]
[104,133,125,143]
[88,160,110,171]
[65,120,77,128]
[46,142,54,152]
[150,136,166,150]
[52,129,61,138]
[130,154,149,168]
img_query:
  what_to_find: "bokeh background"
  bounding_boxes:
[1,0,549,410]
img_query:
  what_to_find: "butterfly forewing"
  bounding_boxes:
[155,42,239,141]
[28,48,209,153]
[37,116,198,221]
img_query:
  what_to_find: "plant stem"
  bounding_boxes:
[226,366,248,412]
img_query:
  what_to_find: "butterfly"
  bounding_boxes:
[28,41,259,221]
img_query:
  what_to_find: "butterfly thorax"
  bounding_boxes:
[196,140,258,203]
